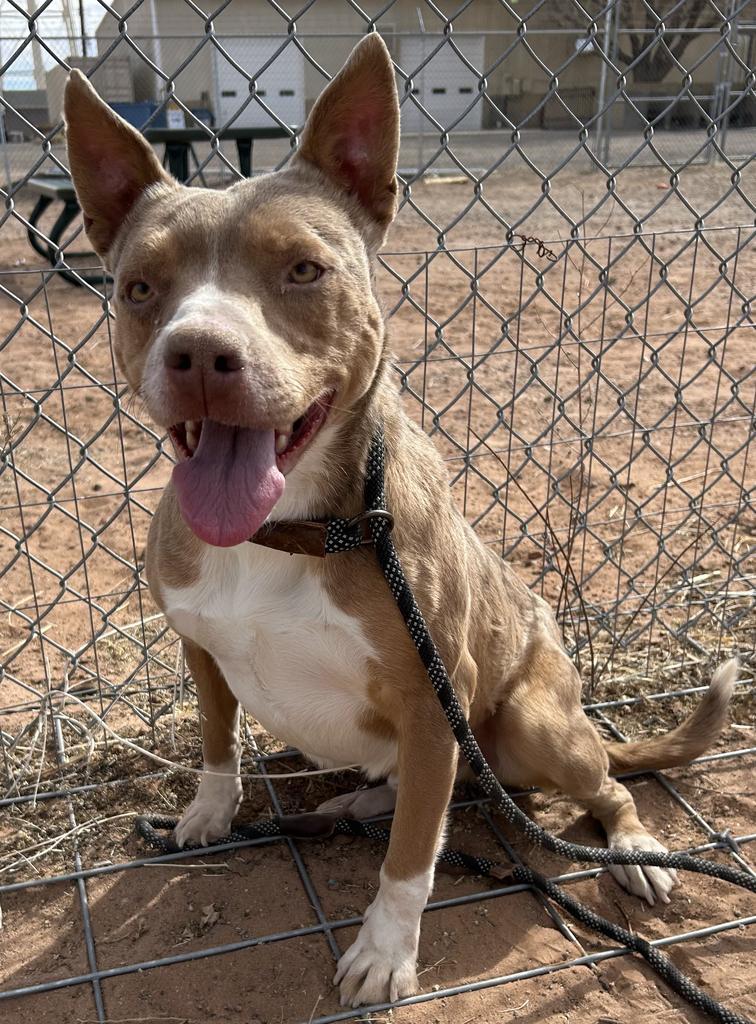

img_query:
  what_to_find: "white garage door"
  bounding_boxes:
[399,36,485,133]
[215,38,304,129]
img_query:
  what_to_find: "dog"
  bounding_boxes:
[64,36,737,1008]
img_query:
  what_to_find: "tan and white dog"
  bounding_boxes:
[64,37,737,1009]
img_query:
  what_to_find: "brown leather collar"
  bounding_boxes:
[248,431,393,558]
[249,512,389,558]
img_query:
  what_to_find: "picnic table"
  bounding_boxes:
[25,175,102,287]
[143,124,291,183]
[25,124,292,287]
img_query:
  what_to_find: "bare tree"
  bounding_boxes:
[552,0,726,83]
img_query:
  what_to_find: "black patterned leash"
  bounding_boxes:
[361,427,755,1024]
[362,429,754,889]
[135,813,504,878]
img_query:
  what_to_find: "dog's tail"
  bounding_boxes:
[605,658,738,774]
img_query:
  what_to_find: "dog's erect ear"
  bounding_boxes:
[296,34,400,227]
[64,69,173,259]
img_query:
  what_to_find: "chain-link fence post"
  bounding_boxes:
[719,0,740,158]
[595,1,614,167]
[0,99,12,191]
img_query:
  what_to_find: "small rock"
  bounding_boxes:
[199,903,220,931]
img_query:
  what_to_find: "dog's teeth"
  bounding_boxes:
[186,421,200,453]
[275,433,291,455]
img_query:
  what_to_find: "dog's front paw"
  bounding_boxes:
[333,867,430,1007]
[175,773,242,848]
[334,923,419,1007]
[608,832,678,906]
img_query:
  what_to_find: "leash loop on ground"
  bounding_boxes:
[135,814,503,878]
[136,809,751,1024]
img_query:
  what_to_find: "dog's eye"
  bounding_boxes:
[288,260,322,285]
[126,281,153,304]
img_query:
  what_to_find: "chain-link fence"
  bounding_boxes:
[0,2,754,1022]
[2,1,756,180]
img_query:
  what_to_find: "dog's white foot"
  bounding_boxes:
[607,831,678,906]
[334,866,430,1007]
[318,783,397,820]
[175,767,242,848]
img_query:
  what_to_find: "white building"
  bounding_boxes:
[90,0,550,133]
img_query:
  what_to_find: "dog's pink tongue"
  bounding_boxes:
[172,420,284,547]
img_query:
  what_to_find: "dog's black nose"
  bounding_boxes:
[162,336,245,375]
[164,349,192,371]
[161,329,249,419]
[213,352,244,374]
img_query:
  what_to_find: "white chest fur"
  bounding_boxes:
[162,543,396,777]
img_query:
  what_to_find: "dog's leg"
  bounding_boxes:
[334,700,459,1007]
[175,640,242,848]
[583,775,678,905]
[492,641,678,905]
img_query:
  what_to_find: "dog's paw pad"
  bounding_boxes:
[608,832,678,906]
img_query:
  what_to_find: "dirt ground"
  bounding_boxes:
[0,159,754,1022]
[1,741,755,1024]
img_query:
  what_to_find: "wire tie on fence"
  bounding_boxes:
[511,234,559,262]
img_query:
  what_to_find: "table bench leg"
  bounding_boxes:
[48,198,92,287]
[28,194,110,289]
[165,142,189,182]
[27,194,55,260]
[236,138,253,178]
